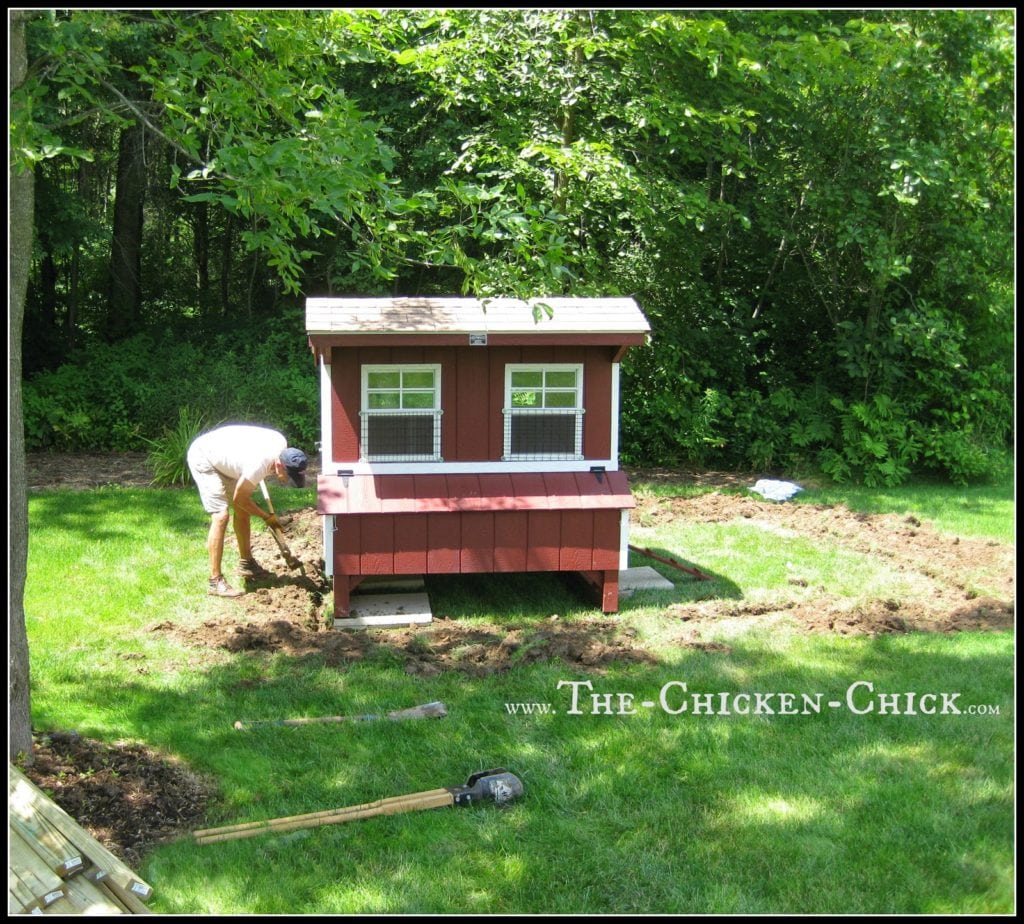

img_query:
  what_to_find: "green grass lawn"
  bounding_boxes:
[22,475,1015,914]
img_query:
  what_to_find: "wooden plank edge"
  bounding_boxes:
[9,767,154,902]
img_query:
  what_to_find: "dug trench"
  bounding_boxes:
[19,455,1015,878]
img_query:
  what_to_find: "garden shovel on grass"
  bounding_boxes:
[193,768,523,844]
[259,479,303,572]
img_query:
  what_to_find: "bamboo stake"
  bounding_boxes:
[9,767,153,902]
[629,544,713,581]
[194,788,454,845]
[233,701,447,730]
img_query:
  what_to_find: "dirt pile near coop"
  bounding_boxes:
[636,490,1015,640]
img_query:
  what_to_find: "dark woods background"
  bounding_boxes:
[16,9,1014,486]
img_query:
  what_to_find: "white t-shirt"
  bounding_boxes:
[192,425,286,485]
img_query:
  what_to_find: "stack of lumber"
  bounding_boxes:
[8,765,154,915]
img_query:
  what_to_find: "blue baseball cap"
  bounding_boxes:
[280,447,308,487]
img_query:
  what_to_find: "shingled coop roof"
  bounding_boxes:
[305,296,650,356]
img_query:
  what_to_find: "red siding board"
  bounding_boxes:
[358,346,393,365]
[335,517,361,575]
[559,510,596,571]
[446,474,484,509]
[379,474,416,505]
[460,512,495,572]
[512,473,550,510]
[591,510,622,570]
[478,473,516,510]
[494,512,529,571]
[527,511,562,571]
[543,473,582,509]
[584,352,612,459]
[426,514,461,573]
[455,350,491,460]
[414,475,451,513]
[360,515,394,575]
[489,347,519,459]
[332,356,360,462]
[317,473,635,514]
[393,513,428,574]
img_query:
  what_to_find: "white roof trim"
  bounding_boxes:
[305,297,650,335]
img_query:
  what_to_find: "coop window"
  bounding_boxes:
[361,365,442,461]
[503,364,584,461]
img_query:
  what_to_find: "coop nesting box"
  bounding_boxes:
[305,296,651,621]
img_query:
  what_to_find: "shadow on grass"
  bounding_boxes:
[28,487,202,540]
[626,544,742,604]
[29,628,1014,915]
[422,551,741,622]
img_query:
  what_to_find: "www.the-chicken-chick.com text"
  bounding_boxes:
[501,679,1001,717]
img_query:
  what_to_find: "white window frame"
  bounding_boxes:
[503,363,584,461]
[360,364,442,462]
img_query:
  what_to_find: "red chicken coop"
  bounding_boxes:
[305,296,651,623]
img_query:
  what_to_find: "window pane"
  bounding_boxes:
[511,370,543,388]
[402,370,435,389]
[369,392,401,409]
[511,390,540,408]
[545,370,577,389]
[368,371,400,389]
[402,392,435,409]
[544,391,577,408]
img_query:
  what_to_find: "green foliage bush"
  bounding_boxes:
[23,310,320,455]
[24,298,1010,489]
[143,406,211,487]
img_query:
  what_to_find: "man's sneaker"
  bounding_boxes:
[208,576,244,598]
[237,558,273,580]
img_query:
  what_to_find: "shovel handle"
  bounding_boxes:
[194,788,455,844]
[259,479,276,516]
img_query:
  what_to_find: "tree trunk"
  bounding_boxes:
[220,213,234,316]
[108,119,146,339]
[67,246,79,351]
[9,8,35,762]
[194,199,211,317]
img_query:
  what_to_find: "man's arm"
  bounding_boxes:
[232,478,271,522]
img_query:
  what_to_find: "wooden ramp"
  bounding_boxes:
[8,764,155,915]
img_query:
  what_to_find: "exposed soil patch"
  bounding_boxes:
[19,731,217,870]
[26,450,322,490]
[635,489,1014,639]
[20,455,1015,874]
[151,505,657,676]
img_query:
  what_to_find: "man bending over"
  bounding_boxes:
[187,424,307,597]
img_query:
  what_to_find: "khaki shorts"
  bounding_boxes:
[187,444,237,515]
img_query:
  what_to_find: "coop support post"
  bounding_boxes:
[577,570,619,613]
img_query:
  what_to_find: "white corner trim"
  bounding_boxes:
[611,362,621,468]
[323,514,335,577]
[319,359,333,472]
[620,508,631,571]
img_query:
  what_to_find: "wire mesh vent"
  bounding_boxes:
[361,412,441,461]
[503,408,583,461]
